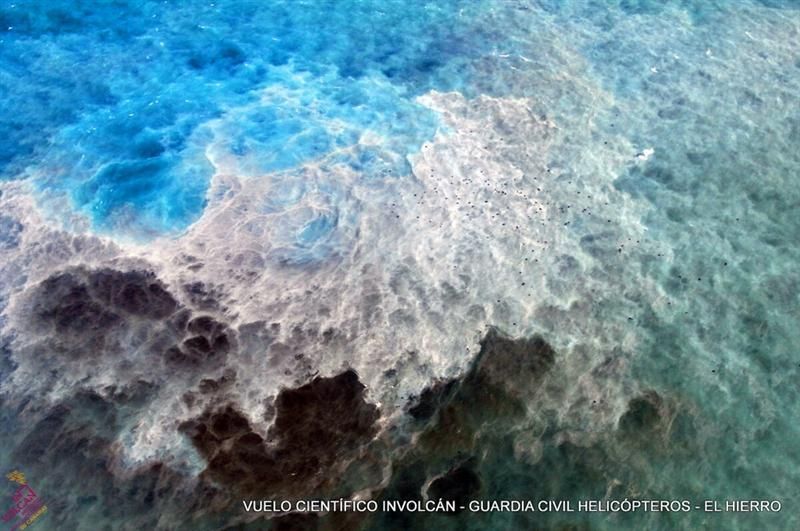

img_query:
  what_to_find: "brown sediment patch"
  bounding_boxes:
[182,369,380,498]
[369,327,556,528]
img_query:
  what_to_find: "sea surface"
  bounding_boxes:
[0,1,798,530]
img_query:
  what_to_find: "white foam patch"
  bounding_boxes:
[1,77,670,469]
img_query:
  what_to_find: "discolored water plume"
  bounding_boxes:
[18,265,242,382]
[426,463,481,511]
[165,315,235,369]
[181,370,380,500]
[406,378,458,421]
[86,268,179,319]
[28,267,179,356]
[362,328,709,531]
[1,2,798,529]
[368,327,556,529]
[6,388,212,530]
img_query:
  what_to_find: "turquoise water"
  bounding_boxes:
[0,0,490,233]
[0,1,798,530]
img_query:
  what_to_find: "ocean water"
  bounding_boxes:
[0,1,798,530]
